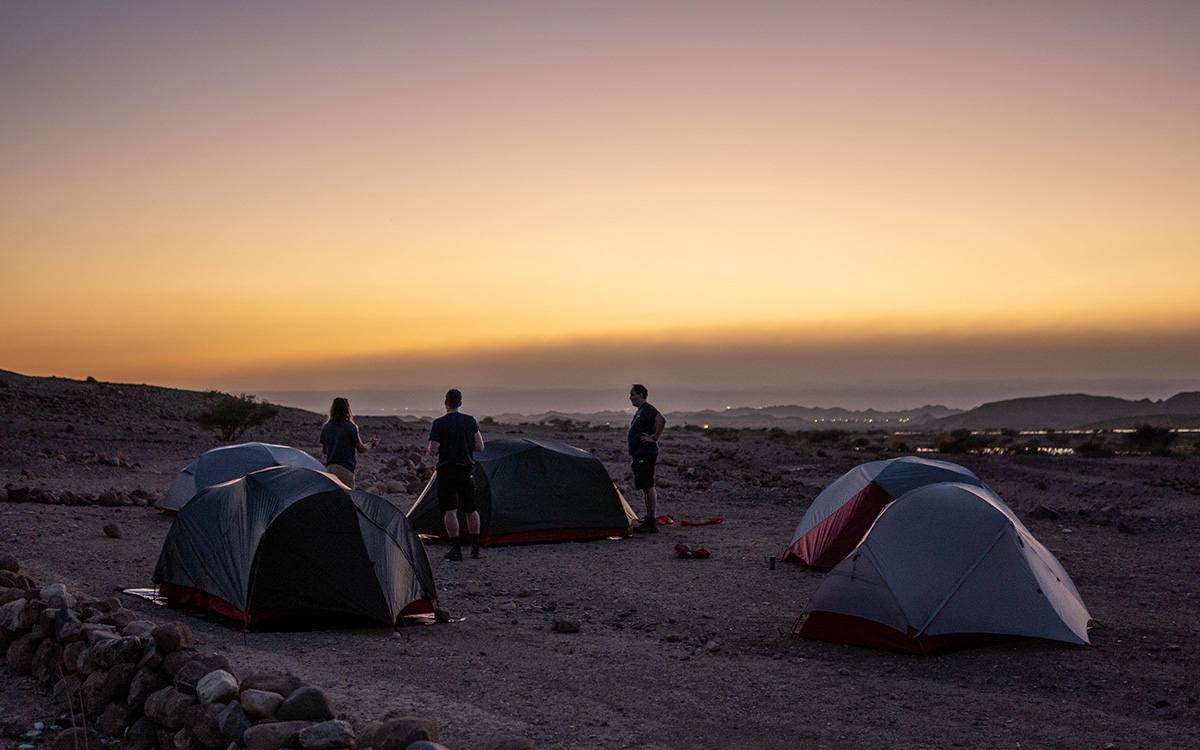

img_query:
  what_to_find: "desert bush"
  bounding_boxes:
[1128,425,1176,456]
[194,393,279,442]
[1075,441,1115,458]
[933,429,993,454]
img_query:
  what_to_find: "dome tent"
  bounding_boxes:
[158,441,326,513]
[783,456,984,567]
[407,438,638,544]
[154,466,435,628]
[794,482,1092,655]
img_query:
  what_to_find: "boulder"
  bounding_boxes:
[0,586,24,606]
[51,673,85,713]
[404,743,451,750]
[126,715,159,748]
[31,638,64,685]
[276,687,336,722]
[47,727,102,750]
[298,720,355,750]
[241,688,286,718]
[62,640,86,673]
[99,701,132,739]
[197,669,239,705]
[174,653,236,693]
[358,715,438,750]
[152,622,194,653]
[5,631,42,674]
[104,522,123,538]
[99,608,140,629]
[82,662,138,714]
[144,686,201,731]
[127,716,160,749]
[82,635,144,672]
[123,620,158,638]
[129,668,172,713]
[0,598,36,632]
[190,703,228,750]
[240,672,306,700]
[0,554,17,572]
[217,699,254,746]
[83,623,120,645]
[244,721,314,750]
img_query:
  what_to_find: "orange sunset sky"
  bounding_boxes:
[2,2,1198,412]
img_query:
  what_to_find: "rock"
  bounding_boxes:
[144,686,200,730]
[5,632,42,674]
[98,701,131,739]
[240,689,285,718]
[83,623,120,645]
[359,715,438,749]
[0,587,24,606]
[404,743,451,750]
[239,672,306,698]
[550,618,580,634]
[175,653,236,693]
[99,608,140,629]
[123,620,158,638]
[46,727,101,750]
[51,673,85,713]
[479,737,537,750]
[0,555,15,573]
[81,635,144,673]
[1028,505,1061,521]
[128,668,171,713]
[62,641,85,673]
[163,649,199,676]
[0,598,37,632]
[706,640,721,652]
[197,670,239,705]
[276,687,336,722]
[127,717,159,749]
[298,720,355,750]
[434,608,451,623]
[152,622,194,653]
[39,583,68,607]
[55,611,83,642]
[1118,520,1138,535]
[191,703,228,750]
[31,638,63,685]
[172,726,194,750]
[243,721,314,750]
[217,700,254,746]
[82,662,137,714]
[103,523,123,538]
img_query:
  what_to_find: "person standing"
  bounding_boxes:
[320,397,378,489]
[427,388,485,560]
[628,383,666,533]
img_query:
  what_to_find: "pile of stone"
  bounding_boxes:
[357,446,433,497]
[0,486,159,507]
[1,557,535,750]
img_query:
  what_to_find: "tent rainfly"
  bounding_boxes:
[407,438,638,544]
[784,456,984,567]
[153,466,436,628]
[158,441,326,513]
[794,482,1092,654]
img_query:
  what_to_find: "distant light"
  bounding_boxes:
[725,405,732,410]
[703,424,709,429]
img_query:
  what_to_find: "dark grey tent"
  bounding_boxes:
[407,438,638,544]
[153,466,435,628]
[158,441,326,513]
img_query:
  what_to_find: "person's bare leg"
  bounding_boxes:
[643,487,657,519]
[466,511,482,557]
[443,510,462,560]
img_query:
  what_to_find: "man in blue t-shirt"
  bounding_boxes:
[628,383,666,533]
[427,388,485,560]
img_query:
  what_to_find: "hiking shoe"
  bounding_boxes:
[633,519,658,534]
[444,548,463,561]
[470,546,480,559]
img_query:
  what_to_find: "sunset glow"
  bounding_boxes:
[2,2,1198,408]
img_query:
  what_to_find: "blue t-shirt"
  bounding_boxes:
[320,420,360,472]
[628,402,661,456]
[429,412,480,468]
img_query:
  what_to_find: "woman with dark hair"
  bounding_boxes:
[319,397,378,488]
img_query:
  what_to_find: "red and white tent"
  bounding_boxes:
[794,482,1092,654]
[784,456,983,567]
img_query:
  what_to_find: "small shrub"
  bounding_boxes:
[1128,425,1176,456]
[195,393,279,442]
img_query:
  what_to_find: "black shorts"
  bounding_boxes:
[632,455,657,490]
[437,464,477,513]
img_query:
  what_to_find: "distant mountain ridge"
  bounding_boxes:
[933,392,1200,431]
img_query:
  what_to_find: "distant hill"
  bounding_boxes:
[933,392,1200,431]
[495,404,962,431]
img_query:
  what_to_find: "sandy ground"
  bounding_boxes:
[2,375,1199,749]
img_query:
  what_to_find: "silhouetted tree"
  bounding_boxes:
[195,393,279,442]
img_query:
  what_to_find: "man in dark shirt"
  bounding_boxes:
[628,383,666,533]
[428,388,485,560]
